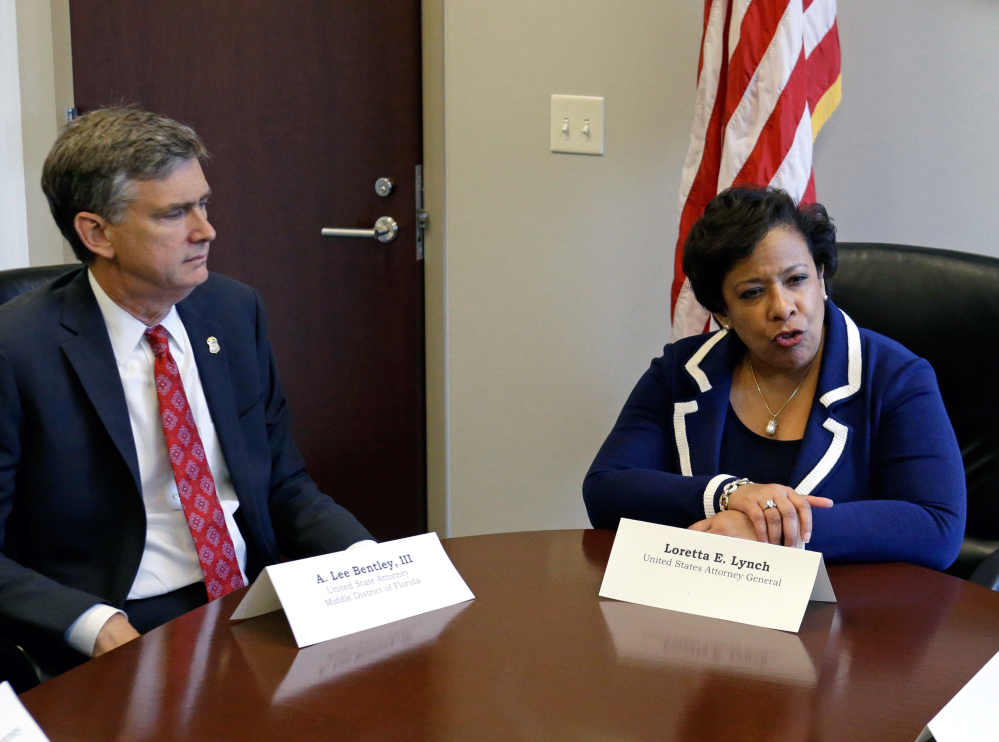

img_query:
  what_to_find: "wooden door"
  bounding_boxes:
[68,1,426,541]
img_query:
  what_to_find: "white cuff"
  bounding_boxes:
[703,474,736,519]
[65,604,127,658]
[346,539,377,550]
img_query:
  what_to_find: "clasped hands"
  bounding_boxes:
[689,483,833,547]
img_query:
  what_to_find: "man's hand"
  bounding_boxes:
[725,483,833,547]
[688,510,759,541]
[93,613,140,657]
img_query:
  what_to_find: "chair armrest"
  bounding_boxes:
[970,548,999,591]
[0,636,45,693]
[944,537,999,580]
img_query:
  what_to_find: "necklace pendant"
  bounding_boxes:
[765,418,777,436]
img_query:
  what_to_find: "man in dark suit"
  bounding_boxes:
[0,108,374,669]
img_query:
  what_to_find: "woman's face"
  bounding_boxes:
[714,225,826,372]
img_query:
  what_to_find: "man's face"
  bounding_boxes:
[103,158,216,301]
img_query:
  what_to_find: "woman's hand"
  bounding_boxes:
[725,483,833,547]
[688,510,759,541]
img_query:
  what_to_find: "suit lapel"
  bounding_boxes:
[675,302,862,493]
[177,302,265,534]
[790,302,861,494]
[60,271,142,492]
[675,330,734,476]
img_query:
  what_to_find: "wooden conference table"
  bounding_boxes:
[20,529,999,741]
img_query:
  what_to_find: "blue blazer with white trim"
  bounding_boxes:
[583,301,966,570]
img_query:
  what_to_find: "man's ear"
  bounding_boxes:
[74,212,115,261]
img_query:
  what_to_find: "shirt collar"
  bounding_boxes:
[87,269,186,367]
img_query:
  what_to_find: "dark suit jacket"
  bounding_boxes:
[0,267,373,648]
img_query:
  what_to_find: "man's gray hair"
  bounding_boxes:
[41,108,207,263]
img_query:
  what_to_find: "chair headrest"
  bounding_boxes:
[0,264,81,307]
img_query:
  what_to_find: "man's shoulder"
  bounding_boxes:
[177,272,263,329]
[178,272,266,343]
[0,266,85,345]
[184,271,259,311]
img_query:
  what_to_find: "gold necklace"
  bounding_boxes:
[747,357,809,436]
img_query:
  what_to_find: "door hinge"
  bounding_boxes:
[415,165,427,261]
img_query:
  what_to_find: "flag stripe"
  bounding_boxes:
[679,0,730,213]
[725,0,791,123]
[673,0,732,314]
[806,20,842,106]
[801,168,817,203]
[733,47,809,190]
[803,0,837,57]
[770,103,814,203]
[718,1,802,190]
[671,0,840,338]
[728,0,753,62]
[673,280,712,339]
[811,74,841,140]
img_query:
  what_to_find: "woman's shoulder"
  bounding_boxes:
[856,325,923,367]
[855,325,937,395]
[639,330,736,398]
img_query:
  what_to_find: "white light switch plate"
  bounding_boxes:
[550,95,604,155]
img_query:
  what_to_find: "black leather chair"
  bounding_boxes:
[832,243,999,578]
[0,263,79,692]
[970,547,999,591]
[0,264,79,305]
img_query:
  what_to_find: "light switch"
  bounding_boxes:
[550,95,604,155]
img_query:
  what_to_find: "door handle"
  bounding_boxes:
[321,216,398,243]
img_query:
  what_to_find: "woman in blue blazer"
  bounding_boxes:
[584,187,965,570]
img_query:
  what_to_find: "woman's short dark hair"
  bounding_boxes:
[681,186,837,314]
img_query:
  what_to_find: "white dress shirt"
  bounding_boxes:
[66,272,374,657]
[66,271,248,654]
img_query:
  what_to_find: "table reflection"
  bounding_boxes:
[232,602,470,704]
[600,601,818,686]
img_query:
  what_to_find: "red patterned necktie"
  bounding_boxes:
[145,325,244,600]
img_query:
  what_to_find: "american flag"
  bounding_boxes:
[671,0,842,340]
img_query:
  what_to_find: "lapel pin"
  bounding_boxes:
[207,336,220,354]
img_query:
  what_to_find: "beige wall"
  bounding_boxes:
[813,0,999,254]
[0,0,30,268]
[1,0,74,269]
[425,0,999,538]
[422,0,449,536]
[427,0,703,536]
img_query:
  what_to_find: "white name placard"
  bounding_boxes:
[231,532,474,648]
[916,649,999,742]
[0,681,51,742]
[599,519,835,633]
